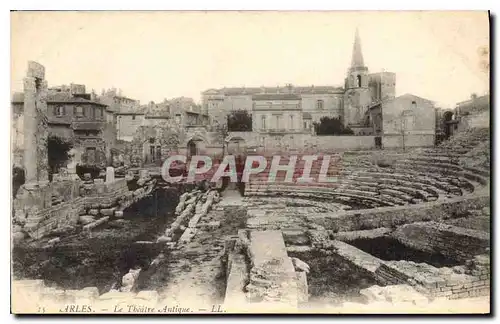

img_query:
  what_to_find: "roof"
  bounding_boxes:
[11,91,108,107]
[368,93,435,109]
[456,94,489,113]
[117,105,146,115]
[72,121,104,130]
[202,85,344,96]
[252,93,302,100]
[350,28,365,68]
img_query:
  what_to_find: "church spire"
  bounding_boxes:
[350,28,365,68]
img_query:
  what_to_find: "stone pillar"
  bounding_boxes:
[37,79,49,183]
[22,76,37,184]
[66,148,82,179]
[22,61,49,184]
[106,166,115,183]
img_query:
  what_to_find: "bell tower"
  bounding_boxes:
[344,28,372,127]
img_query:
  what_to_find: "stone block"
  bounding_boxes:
[106,166,115,183]
[27,61,45,79]
[78,215,95,225]
[13,231,26,243]
[83,216,109,231]
[47,237,60,245]
[100,208,116,217]
[88,209,99,216]
[296,271,308,303]
[139,170,150,179]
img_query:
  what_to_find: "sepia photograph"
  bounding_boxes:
[9,10,491,315]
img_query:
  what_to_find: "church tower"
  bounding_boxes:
[343,28,373,127]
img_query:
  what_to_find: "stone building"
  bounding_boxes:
[12,82,114,168]
[114,96,209,143]
[365,93,436,148]
[252,92,304,133]
[98,89,142,142]
[455,93,490,131]
[201,29,396,135]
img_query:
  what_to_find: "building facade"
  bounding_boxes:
[12,83,115,167]
[201,29,396,135]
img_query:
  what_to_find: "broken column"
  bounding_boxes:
[66,148,82,180]
[106,166,115,183]
[22,61,49,185]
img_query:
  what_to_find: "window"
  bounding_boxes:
[54,106,64,116]
[150,146,156,162]
[149,137,155,144]
[99,108,103,118]
[275,115,281,129]
[132,115,136,120]
[156,145,162,161]
[356,75,362,87]
[74,106,84,117]
[316,100,324,110]
[304,121,307,129]
[411,101,417,109]
[261,116,266,130]
[290,115,294,129]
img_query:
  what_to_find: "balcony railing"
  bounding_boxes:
[259,128,308,134]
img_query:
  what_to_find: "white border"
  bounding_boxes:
[2,1,497,323]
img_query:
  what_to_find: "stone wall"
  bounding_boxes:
[306,194,489,232]
[13,176,153,240]
[390,222,490,262]
[325,239,490,301]
[374,254,490,300]
[228,131,377,153]
[458,110,490,131]
[383,134,435,148]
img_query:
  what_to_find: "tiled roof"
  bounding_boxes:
[72,121,104,130]
[203,85,344,96]
[252,93,302,100]
[11,91,108,107]
[118,105,147,115]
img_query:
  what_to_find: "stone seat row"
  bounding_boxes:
[388,165,475,193]
[249,172,450,202]
[393,162,488,187]
[244,188,397,208]
[351,170,465,196]
[246,182,422,207]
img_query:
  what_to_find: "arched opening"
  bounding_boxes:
[226,137,247,155]
[444,111,454,122]
[443,111,454,140]
[356,75,362,87]
[187,140,198,157]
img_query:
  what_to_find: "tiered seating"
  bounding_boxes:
[243,128,490,211]
[439,127,490,151]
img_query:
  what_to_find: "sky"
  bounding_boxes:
[11,11,489,109]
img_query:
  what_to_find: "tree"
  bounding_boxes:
[227,110,253,132]
[213,120,229,156]
[313,117,354,135]
[47,135,73,180]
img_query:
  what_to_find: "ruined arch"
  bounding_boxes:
[226,136,247,155]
